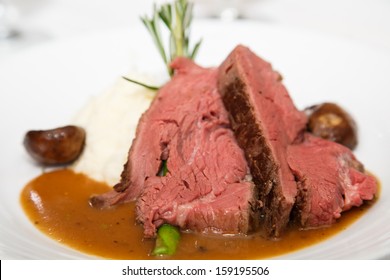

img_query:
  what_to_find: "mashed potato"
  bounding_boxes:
[71,74,159,186]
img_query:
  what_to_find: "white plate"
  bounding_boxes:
[1,20,389,259]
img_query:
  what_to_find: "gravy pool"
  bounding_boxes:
[20,169,375,259]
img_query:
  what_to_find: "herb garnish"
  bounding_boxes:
[122,0,201,90]
[141,0,202,76]
[121,76,159,90]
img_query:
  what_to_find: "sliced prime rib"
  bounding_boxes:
[91,58,257,238]
[91,44,378,239]
[287,133,377,228]
[217,45,308,237]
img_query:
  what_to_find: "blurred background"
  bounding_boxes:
[0,0,389,60]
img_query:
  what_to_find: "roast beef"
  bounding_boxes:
[287,133,377,228]
[217,45,307,237]
[91,44,377,239]
[91,58,257,238]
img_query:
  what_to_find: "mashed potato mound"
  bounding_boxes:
[71,74,158,186]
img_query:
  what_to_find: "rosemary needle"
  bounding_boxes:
[121,76,159,91]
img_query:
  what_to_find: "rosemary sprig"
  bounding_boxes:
[141,0,202,76]
[121,76,159,91]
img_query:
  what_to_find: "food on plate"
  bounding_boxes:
[287,133,376,228]
[217,46,376,237]
[21,169,375,259]
[23,125,85,165]
[140,0,201,77]
[306,102,358,150]
[152,224,181,256]
[90,58,257,238]
[20,0,379,259]
[90,45,377,242]
[218,45,308,237]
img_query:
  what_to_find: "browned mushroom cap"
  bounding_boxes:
[24,125,86,165]
[306,103,358,150]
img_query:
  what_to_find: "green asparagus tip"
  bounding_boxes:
[152,224,181,256]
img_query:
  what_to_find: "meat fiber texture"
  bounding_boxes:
[287,133,377,228]
[217,45,308,237]
[91,58,256,238]
[217,45,377,236]
[91,44,378,239]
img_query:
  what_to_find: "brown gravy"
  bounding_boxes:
[20,169,375,259]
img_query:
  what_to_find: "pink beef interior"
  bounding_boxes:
[287,133,377,228]
[90,44,378,239]
[92,58,256,237]
[136,58,256,237]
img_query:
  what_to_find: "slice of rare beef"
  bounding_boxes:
[92,58,257,238]
[136,58,256,237]
[217,45,307,237]
[287,133,377,228]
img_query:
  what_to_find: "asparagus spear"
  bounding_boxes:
[152,224,181,256]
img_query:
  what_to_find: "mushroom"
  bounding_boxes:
[24,125,86,165]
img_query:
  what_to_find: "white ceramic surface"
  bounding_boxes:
[0,20,389,259]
